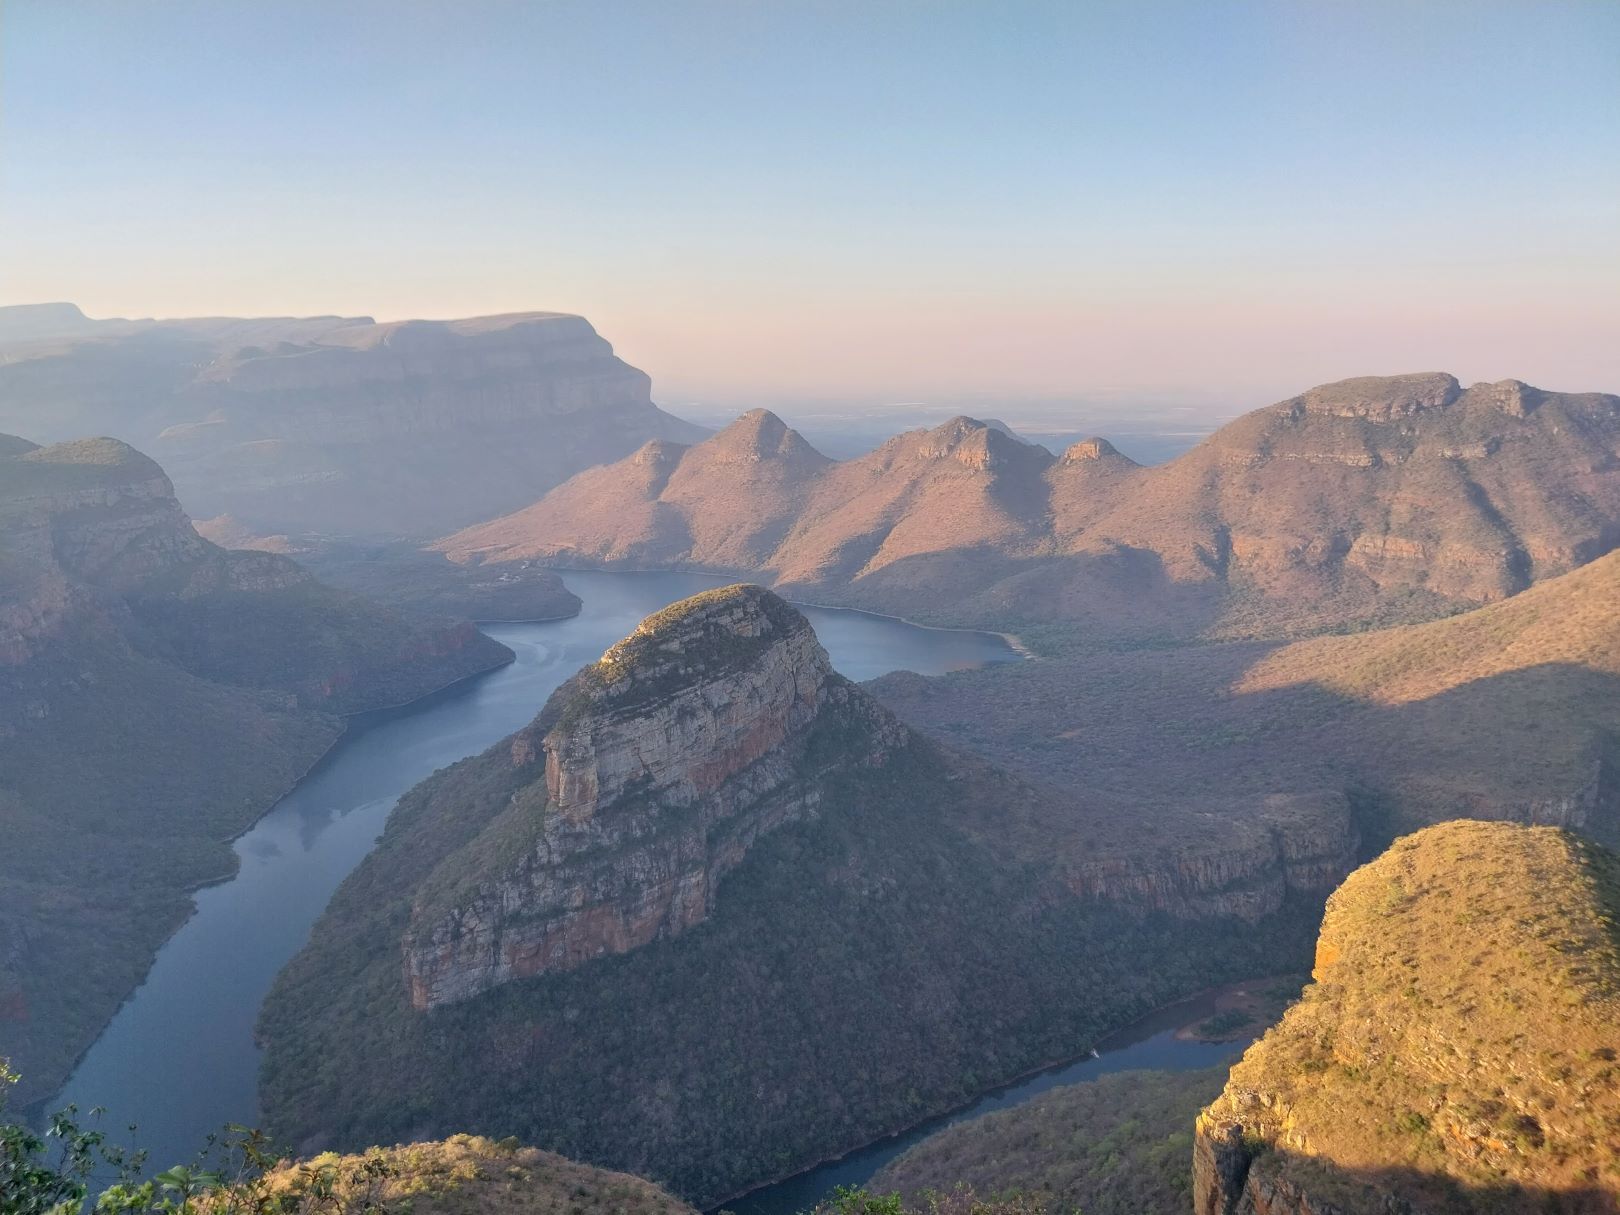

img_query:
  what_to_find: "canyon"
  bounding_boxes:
[0,432,510,1107]
[257,586,1351,1204]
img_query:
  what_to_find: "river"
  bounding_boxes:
[718,993,1251,1215]
[48,571,1018,1174]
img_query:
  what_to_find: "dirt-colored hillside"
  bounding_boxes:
[438,373,1620,644]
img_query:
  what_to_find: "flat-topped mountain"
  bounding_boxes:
[258,587,1348,1204]
[401,584,902,1009]
[0,433,511,1105]
[440,374,1620,643]
[0,305,704,537]
[1195,821,1620,1214]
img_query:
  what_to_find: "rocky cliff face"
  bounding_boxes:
[1193,821,1620,1215]
[0,308,706,537]
[1064,792,1357,922]
[402,585,903,1008]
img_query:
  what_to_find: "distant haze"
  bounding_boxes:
[3,1,1617,407]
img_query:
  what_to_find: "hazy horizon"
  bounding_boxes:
[4,1,1617,406]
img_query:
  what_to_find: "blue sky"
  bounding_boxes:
[3,1,1617,407]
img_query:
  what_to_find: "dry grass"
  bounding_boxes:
[1202,821,1620,1210]
[202,1135,696,1215]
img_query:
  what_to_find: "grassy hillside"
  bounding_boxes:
[1236,546,1620,703]
[199,1136,697,1215]
[1197,821,1620,1213]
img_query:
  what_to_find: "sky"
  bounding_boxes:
[2,1,1617,411]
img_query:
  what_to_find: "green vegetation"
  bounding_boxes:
[871,1069,1226,1215]
[872,550,1620,859]
[1192,1010,1251,1038]
[1,1064,691,1215]
[258,717,1317,1206]
[0,632,342,1106]
[1201,821,1620,1212]
[803,1186,1046,1215]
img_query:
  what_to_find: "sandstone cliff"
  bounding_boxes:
[401,585,903,1008]
[1193,821,1620,1215]
[438,373,1620,642]
[0,307,705,537]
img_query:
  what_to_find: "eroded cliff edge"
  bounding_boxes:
[1193,820,1620,1215]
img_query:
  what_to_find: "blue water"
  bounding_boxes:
[48,571,1018,1171]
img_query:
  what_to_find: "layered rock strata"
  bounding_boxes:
[402,584,903,1009]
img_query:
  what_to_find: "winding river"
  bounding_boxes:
[50,572,1018,1174]
[51,569,1239,1212]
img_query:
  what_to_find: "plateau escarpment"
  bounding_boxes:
[1194,821,1620,1214]
[0,433,511,1106]
[0,306,705,537]
[440,373,1620,644]
[259,588,1338,1205]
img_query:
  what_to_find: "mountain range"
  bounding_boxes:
[438,373,1620,643]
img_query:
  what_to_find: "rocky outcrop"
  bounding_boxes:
[402,585,904,1009]
[1064,792,1357,921]
[1193,821,1620,1215]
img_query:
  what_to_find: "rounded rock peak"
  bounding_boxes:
[918,416,1047,470]
[631,438,685,466]
[1062,436,1135,464]
[21,436,168,484]
[609,583,805,652]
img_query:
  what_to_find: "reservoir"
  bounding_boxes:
[49,571,1018,1174]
